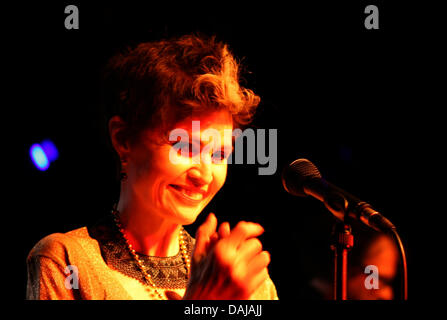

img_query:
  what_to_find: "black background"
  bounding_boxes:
[12,0,443,304]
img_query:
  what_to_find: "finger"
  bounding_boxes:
[246,251,271,275]
[193,213,217,261]
[205,232,219,252]
[246,267,269,296]
[236,238,263,261]
[227,221,264,248]
[218,221,231,238]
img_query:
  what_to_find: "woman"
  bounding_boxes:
[26,34,278,300]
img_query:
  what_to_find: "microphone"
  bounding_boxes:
[282,158,395,232]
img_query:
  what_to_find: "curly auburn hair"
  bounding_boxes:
[102,33,260,145]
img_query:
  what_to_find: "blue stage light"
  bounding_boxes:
[29,139,58,171]
[30,144,49,171]
[41,139,59,162]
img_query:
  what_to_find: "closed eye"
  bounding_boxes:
[170,141,200,158]
[212,149,232,163]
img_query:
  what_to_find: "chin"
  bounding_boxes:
[170,207,204,226]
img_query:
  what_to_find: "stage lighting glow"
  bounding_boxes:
[29,139,58,171]
[41,139,59,162]
[30,144,49,171]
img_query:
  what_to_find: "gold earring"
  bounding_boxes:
[120,159,128,182]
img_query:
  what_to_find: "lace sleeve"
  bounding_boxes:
[26,254,79,300]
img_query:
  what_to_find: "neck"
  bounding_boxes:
[116,189,181,257]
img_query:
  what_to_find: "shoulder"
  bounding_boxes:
[27,227,90,263]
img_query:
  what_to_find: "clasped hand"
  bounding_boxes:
[183,213,270,300]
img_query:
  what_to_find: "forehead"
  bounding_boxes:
[141,110,233,144]
[174,110,233,132]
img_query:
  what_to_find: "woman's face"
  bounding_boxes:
[125,110,233,225]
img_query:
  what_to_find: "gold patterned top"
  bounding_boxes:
[26,215,279,300]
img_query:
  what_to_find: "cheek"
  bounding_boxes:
[128,148,175,193]
[211,165,227,192]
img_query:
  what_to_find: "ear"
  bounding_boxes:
[108,115,131,158]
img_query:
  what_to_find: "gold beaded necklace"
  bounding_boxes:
[111,206,191,300]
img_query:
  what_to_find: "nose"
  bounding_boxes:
[187,160,213,187]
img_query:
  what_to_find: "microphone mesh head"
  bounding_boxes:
[281,158,322,197]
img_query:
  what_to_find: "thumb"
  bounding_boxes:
[193,213,217,263]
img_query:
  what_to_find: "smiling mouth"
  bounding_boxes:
[168,184,205,203]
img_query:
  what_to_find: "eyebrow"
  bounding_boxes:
[190,137,234,152]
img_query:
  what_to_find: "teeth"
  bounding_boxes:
[171,185,203,201]
[182,188,203,200]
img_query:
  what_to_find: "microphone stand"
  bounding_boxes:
[323,191,354,300]
[330,221,354,300]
